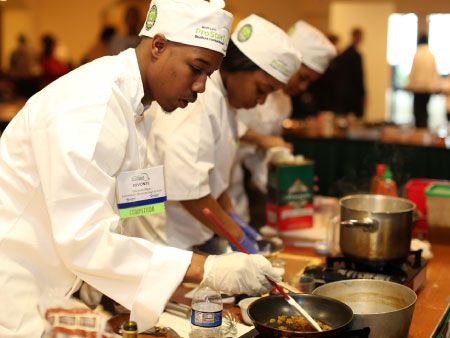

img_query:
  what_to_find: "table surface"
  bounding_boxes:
[134,242,450,337]
[408,243,450,338]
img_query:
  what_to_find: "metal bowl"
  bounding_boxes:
[312,279,417,338]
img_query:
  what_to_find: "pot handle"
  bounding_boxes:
[340,218,379,232]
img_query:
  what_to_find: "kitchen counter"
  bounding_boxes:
[133,242,450,337]
[407,243,450,337]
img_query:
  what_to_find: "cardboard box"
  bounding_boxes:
[266,160,314,231]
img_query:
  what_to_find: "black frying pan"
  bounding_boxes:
[247,294,353,337]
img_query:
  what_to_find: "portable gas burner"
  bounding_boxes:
[303,249,427,292]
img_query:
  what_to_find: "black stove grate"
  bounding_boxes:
[302,249,427,290]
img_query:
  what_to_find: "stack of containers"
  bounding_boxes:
[405,179,450,238]
[425,184,450,244]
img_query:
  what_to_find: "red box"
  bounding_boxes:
[405,178,450,238]
[266,201,314,231]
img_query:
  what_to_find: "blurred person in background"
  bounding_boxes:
[110,5,142,55]
[293,33,341,117]
[39,34,70,88]
[442,74,450,124]
[230,21,337,225]
[9,34,39,98]
[81,26,117,64]
[406,33,441,128]
[334,27,366,118]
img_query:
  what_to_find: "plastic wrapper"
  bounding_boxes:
[39,290,113,338]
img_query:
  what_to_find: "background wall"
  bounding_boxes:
[329,2,395,123]
[1,0,148,69]
[1,0,450,122]
[225,0,329,33]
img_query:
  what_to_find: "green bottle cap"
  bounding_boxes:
[123,320,138,332]
[383,166,393,180]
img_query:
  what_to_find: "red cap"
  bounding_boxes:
[376,163,386,176]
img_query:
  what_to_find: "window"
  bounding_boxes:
[428,14,450,75]
[386,13,418,88]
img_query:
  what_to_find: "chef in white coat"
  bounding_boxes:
[230,20,337,221]
[0,1,282,337]
[139,15,302,252]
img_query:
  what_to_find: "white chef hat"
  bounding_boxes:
[288,20,337,74]
[139,0,233,56]
[231,14,302,84]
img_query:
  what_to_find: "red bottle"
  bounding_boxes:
[376,166,398,196]
[370,164,386,194]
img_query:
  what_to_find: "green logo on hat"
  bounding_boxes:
[287,25,296,36]
[145,5,157,30]
[237,24,252,42]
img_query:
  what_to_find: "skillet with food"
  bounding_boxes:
[247,294,353,337]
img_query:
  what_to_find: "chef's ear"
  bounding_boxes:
[151,34,168,57]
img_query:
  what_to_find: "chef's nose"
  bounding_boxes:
[192,75,208,93]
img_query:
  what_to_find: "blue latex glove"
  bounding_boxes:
[230,233,259,254]
[227,211,262,241]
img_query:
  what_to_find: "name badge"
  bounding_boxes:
[116,166,166,218]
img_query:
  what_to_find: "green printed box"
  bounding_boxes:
[266,160,314,231]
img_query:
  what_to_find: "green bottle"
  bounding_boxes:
[122,320,138,338]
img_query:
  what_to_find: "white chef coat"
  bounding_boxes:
[142,71,238,249]
[229,90,292,220]
[406,44,441,93]
[237,89,292,137]
[0,49,192,337]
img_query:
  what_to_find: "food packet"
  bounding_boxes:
[39,289,113,338]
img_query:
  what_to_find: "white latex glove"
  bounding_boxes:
[201,252,282,295]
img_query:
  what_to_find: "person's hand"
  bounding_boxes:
[230,233,259,254]
[227,211,262,241]
[201,252,282,295]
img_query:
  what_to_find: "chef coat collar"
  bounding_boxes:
[209,70,227,98]
[119,49,146,118]
[209,70,239,139]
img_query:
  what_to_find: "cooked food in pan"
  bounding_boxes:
[267,315,332,332]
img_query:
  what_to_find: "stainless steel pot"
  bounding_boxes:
[340,194,415,261]
[312,279,417,338]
